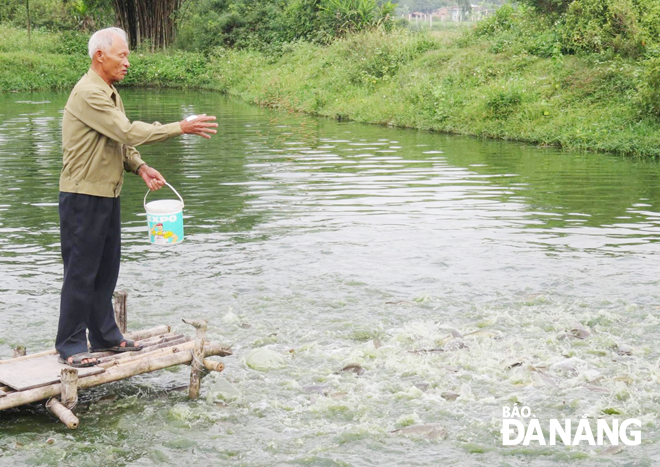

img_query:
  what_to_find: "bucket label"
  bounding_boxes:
[147,212,183,245]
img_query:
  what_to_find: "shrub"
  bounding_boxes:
[638,56,660,118]
[54,30,89,56]
[473,4,516,37]
[517,0,573,16]
[332,28,438,86]
[484,82,525,118]
[558,0,644,56]
[319,0,395,38]
[176,0,395,52]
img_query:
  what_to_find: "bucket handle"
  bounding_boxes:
[144,182,184,209]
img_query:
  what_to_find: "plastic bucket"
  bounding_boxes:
[144,182,184,245]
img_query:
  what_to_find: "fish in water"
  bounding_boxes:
[337,363,365,376]
[614,343,633,356]
[408,348,443,354]
[303,385,329,395]
[599,445,624,456]
[550,357,586,376]
[504,360,524,370]
[558,323,591,340]
[534,371,558,388]
[392,424,447,440]
[570,323,591,339]
[443,338,467,352]
[583,384,609,393]
[463,330,502,340]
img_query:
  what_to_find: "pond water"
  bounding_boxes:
[1,89,660,466]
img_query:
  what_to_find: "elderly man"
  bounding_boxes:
[57,27,217,367]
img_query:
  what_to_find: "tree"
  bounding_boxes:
[457,0,470,21]
[517,0,573,16]
[112,0,181,50]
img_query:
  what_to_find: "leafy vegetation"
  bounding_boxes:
[4,1,660,157]
[175,0,395,52]
[0,0,114,31]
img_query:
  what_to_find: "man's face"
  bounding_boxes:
[100,35,130,84]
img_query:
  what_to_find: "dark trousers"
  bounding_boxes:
[56,192,124,359]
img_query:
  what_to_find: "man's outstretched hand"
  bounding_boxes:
[139,164,166,191]
[180,114,218,139]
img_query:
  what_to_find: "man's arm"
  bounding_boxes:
[67,90,218,146]
[123,145,145,174]
[67,89,181,147]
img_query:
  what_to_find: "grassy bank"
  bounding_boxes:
[3,24,660,157]
[210,28,660,157]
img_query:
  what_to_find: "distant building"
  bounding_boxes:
[433,7,461,22]
[430,4,497,22]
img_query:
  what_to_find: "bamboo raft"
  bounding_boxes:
[0,291,231,429]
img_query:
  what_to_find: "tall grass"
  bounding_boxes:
[207,28,660,157]
[0,24,212,91]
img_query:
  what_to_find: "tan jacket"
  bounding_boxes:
[60,68,182,198]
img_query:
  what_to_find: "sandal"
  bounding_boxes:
[58,352,98,368]
[90,339,143,353]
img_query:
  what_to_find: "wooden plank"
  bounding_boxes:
[0,355,104,391]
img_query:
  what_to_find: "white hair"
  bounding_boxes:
[88,27,128,59]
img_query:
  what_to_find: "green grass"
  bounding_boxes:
[209,28,660,157]
[3,23,660,157]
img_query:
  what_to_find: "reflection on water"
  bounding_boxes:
[1,90,660,466]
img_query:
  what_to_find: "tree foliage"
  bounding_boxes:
[516,0,573,16]
[0,0,114,31]
[320,0,395,37]
[476,0,660,58]
[176,0,395,52]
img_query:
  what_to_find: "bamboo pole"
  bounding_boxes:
[139,334,188,350]
[103,342,227,370]
[183,319,207,400]
[136,332,179,346]
[0,342,229,411]
[98,338,195,367]
[0,325,172,365]
[205,342,232,358]
[113,290,127,334]
[88,332,184,360]
[140,336,190,352]
[60,368,78,409]
[203,359,224,373]
[125,325,171,341]
[96,336,190,365]
[46,399,79,429]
